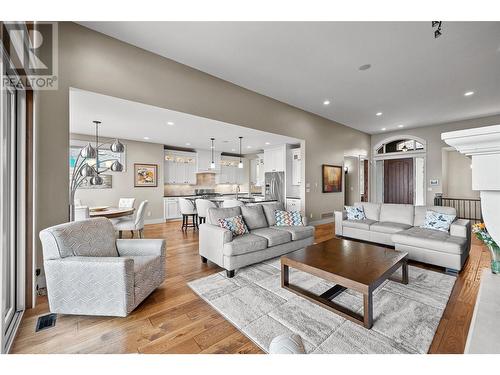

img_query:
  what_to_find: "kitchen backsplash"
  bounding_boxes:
[164,183,261,196]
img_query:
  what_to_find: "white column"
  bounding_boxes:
[442,125,500,245]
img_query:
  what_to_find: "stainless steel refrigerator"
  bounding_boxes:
[264,172,285,204]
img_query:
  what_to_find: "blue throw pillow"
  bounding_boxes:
[421,210,456,232]
[345,206,366,221]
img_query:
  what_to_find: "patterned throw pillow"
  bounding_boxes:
[421,210,456,232]
[217,215,249,236]
[345,206,366,221]
[275,210,303,226]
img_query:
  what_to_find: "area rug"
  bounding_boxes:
[188,258,456,353]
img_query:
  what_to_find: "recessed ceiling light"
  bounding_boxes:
[323,100,331,106]
[185,143,191,146]
[397,124,404,128]
[247,146,252,149]
[143,136,150,140]
[265,142,271,145]
[167,121,174,125]
[381,128,386,131]
[359,64,372,71]
[464,91,475,96]
[376,112,383,116]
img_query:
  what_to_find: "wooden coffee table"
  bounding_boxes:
[281,238,408,329]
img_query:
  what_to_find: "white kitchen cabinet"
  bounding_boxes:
[164,151,197,184]
[164,197,181,220]
[250,155,264,186]
[197,149,221,172]
[218,156,245,184]
[286,198,301,212]
[264,146,286,173]
[291,148,302,186]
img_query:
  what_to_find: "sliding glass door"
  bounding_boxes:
[1,47,26,353]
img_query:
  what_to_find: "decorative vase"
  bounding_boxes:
[487,243,500,274]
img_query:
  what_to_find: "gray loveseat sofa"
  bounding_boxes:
[199,202,315,277]
[334,202,471,272]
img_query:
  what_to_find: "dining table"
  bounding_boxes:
[89,207,135,219]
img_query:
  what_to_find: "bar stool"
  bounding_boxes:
[179,198,198,231]
[195,199,217,224]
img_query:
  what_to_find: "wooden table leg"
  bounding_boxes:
[402,259,409,285]
[363,292,373,329]
[281,263,289,288]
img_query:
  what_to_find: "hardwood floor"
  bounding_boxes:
[11,221,488,354]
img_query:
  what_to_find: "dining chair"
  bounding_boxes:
[74,198,83,207]
[113,200,148,238]
[117,197,136,221]
[195,199,217,224]
[222,199,244,208]
[74,206,90,221]
[179,198,198,231]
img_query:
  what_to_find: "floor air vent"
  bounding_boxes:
[36,313,57,332]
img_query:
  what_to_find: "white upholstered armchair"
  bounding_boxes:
[39,217,166,317]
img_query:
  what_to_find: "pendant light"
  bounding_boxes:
[238,136,243,169]
[210,138,216,169]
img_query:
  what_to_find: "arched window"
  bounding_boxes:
[375,138,425,155]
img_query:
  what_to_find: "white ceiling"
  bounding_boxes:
[69,88,301,153]
[80,21,500,134]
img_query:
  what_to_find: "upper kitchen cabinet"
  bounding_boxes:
[197,149,221,173]
[250,153,264,186]
[164,150,197,184]
[218,156,246,184]
[291,148,302,186]
[264,145,286,173]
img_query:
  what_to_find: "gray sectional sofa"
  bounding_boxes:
[335,202,471,272]
[199,202,315,277]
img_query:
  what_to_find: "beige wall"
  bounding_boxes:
[36,21,370,270]
[344,156,359,206]
[371,114,500,205]
[71,134,165,221]
[443,149,480,199]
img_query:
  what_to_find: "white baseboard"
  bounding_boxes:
[145,218,165,225]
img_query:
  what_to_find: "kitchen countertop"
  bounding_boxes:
[164,192,254,198]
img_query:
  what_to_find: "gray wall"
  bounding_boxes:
[71,134,165,221]
[371,113,500,205]
[35,22,370,269]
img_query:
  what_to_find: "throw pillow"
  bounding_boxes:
[345,206,366,221]
[275,210,303,226]
[421,210,456,232]
[217,215,249,236]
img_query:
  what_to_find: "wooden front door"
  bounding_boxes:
[384,158,413,204]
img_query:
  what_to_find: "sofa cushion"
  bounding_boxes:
[392,227,467,255]
[261,202,285,226]
[370,221,412,234]
[223,233,268,256]
[218,215,249,237]
[241,205,268,230]
[414,205,457,227]
[251,227,292,247]
[421,210,456,232]
[342,219,376,231]
[345,206,366,221]
[379,204,414,226]
[207,207,242,225]
[354,202,381,221]
[275,210,303,226]
[272,225,315,241]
